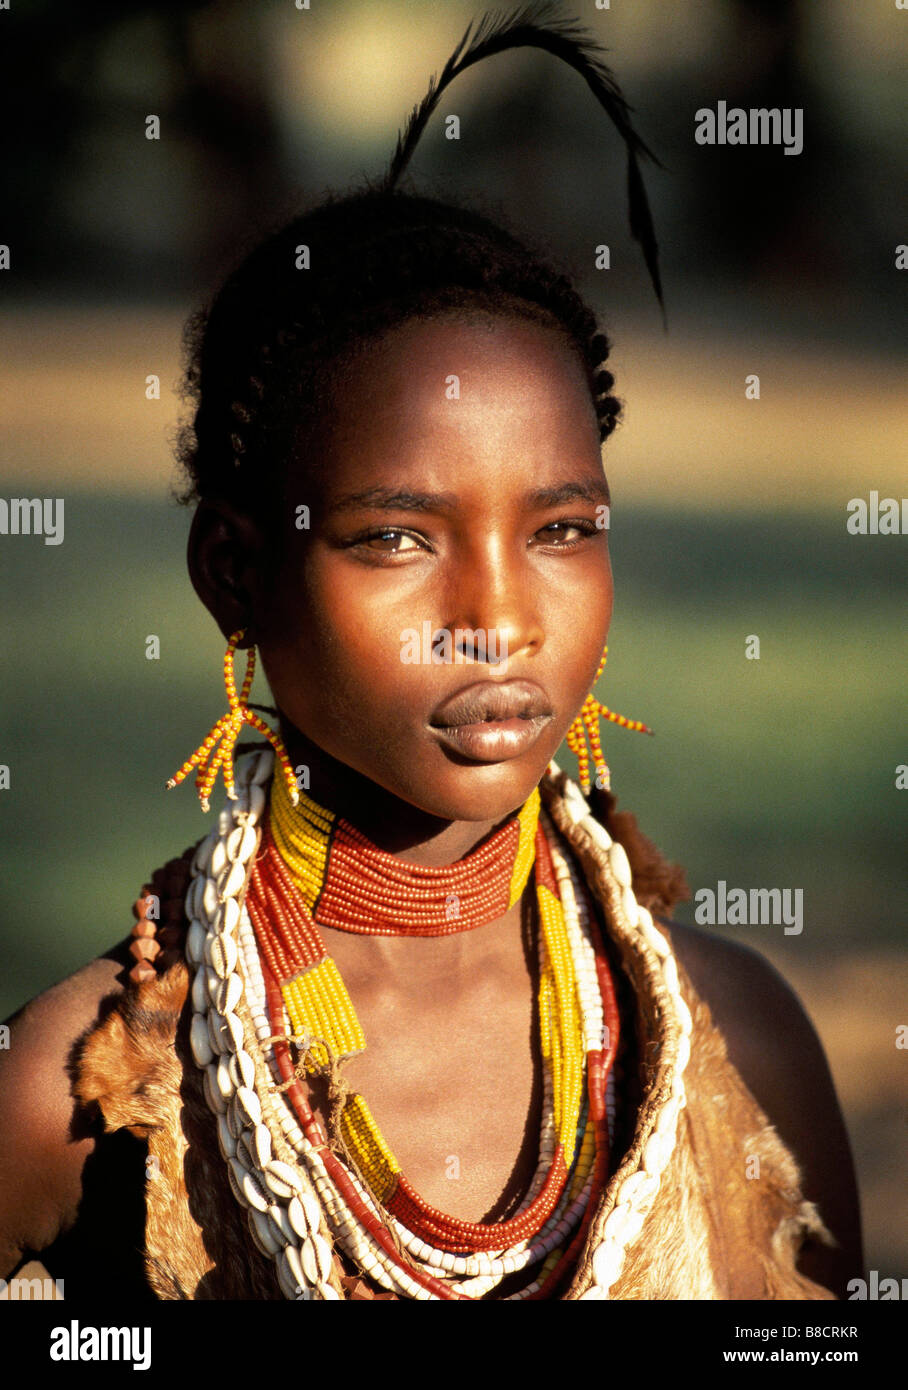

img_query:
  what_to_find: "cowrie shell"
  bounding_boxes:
[246,784,266,820]
[216,1053,236,1101]
[298,1189,322,1233]
[311,1232,334,1283]
[218,859,246,902]
[583,816,612,851]
[284,1241,309,1293]
[251,1123,272,1169]
[249,1206,282,1256]
[228,1158,268,1212]
[207,932,238,979]
[227,1096,245,1140]
[203,1063,227,1115]
[190,967,208,1014]
[190,1012,213,1067]
[192,829,217,874]
[202,876,220,918]
[268,1202,295,1245]
[300,1239,320,1286]
[205,964,225,1007]
[609,841,633,890]
[263,1172,295,1202]
[563,782,588,825]
[221,1010,244,1053]
[210,839,229,879]
[227,823,257,864]
[634,904,656,939]
[217,1112,237,1160]
[235,1084,262,1128]
[227,1156,247,1208]
[276,1247,305,1301]
[240,1168,270,1214]
[621,884,639,927]
[236,1130,255,1170]
[231,1050,256,1090]
[263,1160,303,1200]
[207,1009,228,1057]
[212,972,242,1015]
[661,953,680,996]
[286,1196,307,1239]
[238,1125,272,1174]
[592,1240,622,1290]
[186,918,206,965]
[218,807,233,836]
[213,897,241,936]
[187,875,203,921]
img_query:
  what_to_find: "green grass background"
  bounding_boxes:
[1,493,904,1018]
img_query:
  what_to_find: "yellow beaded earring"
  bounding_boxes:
[166,629,300,812]
[564,644,652,795]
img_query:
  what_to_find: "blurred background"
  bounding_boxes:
[0,0,905,1278]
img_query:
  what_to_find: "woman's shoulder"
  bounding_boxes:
[0,846,197,1278]
[0,938,135,1277]
[657,916,838,1110]
[657,918,863,1296]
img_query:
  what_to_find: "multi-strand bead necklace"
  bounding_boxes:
[234,766,620,1299]
[184,749,694,1299]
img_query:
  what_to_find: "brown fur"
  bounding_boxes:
[75,965,281,1299]
[612,958,835,1299]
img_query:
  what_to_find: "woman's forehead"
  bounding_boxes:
[304,314,598,460]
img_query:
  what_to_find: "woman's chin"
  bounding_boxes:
[402,753,555,824]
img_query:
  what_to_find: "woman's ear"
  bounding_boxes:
[187,499,269,645]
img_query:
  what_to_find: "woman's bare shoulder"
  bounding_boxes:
[0,937,136,1277]
[655,918,840,1101]
[0,843,197,1277]
[656,917,864,1295]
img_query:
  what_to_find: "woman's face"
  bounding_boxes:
[255,311,613,824]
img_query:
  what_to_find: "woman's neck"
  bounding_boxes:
[278,722,511,868]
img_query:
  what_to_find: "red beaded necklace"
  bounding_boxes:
[267,777,542,937]
[241,775,621,1299]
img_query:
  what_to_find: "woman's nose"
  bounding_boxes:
[445,550,544,665]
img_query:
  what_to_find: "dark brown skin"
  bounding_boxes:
[0,313,862,1297]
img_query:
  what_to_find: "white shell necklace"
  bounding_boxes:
[184,748,692,1300]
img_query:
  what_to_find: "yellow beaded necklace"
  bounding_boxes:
[245,774,593,1253]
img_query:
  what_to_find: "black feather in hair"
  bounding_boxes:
[382,0,666,321]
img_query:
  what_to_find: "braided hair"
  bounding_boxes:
[175,3,663,523]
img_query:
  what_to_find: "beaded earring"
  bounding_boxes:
[564,644,652,795]
[166,629,300,812]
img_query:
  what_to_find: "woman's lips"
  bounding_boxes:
[428,679,553,762]
[430,714,553,761]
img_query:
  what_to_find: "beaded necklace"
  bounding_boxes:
[185,749,693,1300]
[241,771,619,1297]
[268,775,540,937]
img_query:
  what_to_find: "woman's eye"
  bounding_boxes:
[360,528,421,553]
[534,519,598,545]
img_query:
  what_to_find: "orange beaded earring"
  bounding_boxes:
[166,629,300,812]
[564,644,652,795]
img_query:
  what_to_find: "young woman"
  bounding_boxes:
[0,6,861,1301]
